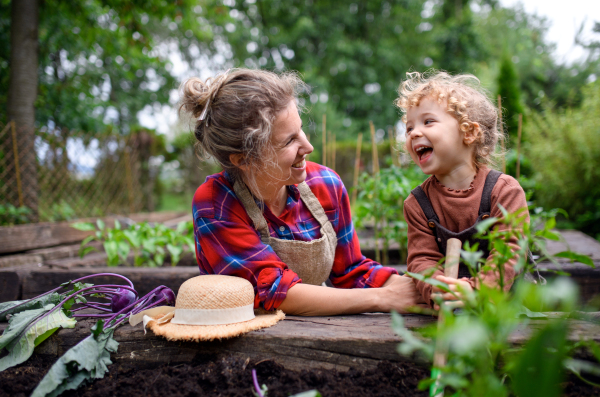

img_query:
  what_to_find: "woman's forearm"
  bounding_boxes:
[277,275,425,316]
[277,283,381,316]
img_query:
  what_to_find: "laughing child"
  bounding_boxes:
[395,71,529,308]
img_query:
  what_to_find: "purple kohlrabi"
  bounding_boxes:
[156,286,176,306]
[111,288,137,313]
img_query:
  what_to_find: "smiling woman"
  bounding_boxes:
[179,68,425,316]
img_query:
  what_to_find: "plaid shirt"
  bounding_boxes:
[192,161,397,310]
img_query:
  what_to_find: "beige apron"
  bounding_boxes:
[233,180,337,285]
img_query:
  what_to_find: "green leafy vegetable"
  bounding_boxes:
[31,323,118,397]
[0,306,76,371]
[0,292,62,321]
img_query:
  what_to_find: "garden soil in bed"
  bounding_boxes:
[1,354,599,397]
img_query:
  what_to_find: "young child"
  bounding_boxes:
[395,71,529,307]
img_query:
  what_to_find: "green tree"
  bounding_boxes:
[497,53,524,142]
[526,80,600,238]
[219,0,432,138]
[431,0,488,74]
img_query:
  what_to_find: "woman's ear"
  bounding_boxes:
[229,153,247,171]
[463,122,480,145]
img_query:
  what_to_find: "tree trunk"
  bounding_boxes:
[7,0,39,221]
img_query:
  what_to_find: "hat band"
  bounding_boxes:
[170,303,255,326]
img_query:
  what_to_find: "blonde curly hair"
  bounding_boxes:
[395,70,505,170]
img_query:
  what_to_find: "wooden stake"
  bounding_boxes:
[369,121,380,263]
[322,114,327,167]
[431,238,462,397]
[497,95,506,174]
[124,150,135,214]
[389,127,400,167]
[369,121,379,174]
[516,113,522,180]
[331,132,336,172]
[351,133,363,206]
[10,121,24,207]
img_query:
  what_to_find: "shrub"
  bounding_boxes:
[526,80,600,238]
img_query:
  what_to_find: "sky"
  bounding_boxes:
[500,0,599,65]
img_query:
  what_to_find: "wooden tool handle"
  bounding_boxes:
[444,238,461,279]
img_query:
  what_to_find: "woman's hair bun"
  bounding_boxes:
[180,77,215,119]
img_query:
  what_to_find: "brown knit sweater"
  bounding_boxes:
[403,167,529,306]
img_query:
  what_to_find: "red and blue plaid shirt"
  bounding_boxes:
[192,161,397,310]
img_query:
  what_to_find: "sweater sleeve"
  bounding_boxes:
[478,175,529,290]
[404,195,444,306]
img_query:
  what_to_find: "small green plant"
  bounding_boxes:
[72,219,195,267]
[0,204,32,226]
[353,165,426,264]
[393,206,598,397]
[41,200,76,222]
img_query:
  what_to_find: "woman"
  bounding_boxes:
[180,68,425,316]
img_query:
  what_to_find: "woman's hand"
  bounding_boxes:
[431,275,473,310]
[379,274,428,313]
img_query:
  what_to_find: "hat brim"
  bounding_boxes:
[146,309,285,341]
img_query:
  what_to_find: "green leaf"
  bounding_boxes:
[0,293,62,322]
[70,222,95,231]
[475,217,498,233]
[564,358,600,387]
[167,244,183,266]
[96,219,105,231]
[516,306,548,319]
[104,241,119,266]
[290,391,322,397]
[535,229,561,241]
[554,251,595,267]
[406,272,451,292]
[0,306,76,371]
[511,321,568,397]
[79,246,97,258]
[114,219,121,230]
[123,230,141,248]
[31,326,118,397]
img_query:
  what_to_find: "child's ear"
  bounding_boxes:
[463,122,480,145]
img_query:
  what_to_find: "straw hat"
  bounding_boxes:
[131,275,285,341]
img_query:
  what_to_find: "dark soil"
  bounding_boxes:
[1,353,599,397]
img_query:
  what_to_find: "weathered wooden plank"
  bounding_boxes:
[0,263,40,301]
[3,313,600,372]
[20,267,200,299]
[0,211,186,255]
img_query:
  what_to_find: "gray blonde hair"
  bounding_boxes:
[395,70,505,170]
[179,68,306,194]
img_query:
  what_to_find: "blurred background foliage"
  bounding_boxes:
[0,0,599,238]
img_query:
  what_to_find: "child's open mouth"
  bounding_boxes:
[415,146,433,163]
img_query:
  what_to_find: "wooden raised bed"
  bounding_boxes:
[3,313,600,372]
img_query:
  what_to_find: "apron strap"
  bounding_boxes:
[478,169,503,215]
[411,185,441,223]
[232,179,271,241]
[297,182,331,227]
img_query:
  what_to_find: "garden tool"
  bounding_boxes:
[430,237,461,397]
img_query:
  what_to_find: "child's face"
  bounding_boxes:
[405,97,476,177]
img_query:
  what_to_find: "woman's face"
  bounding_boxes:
[253,100,314,195]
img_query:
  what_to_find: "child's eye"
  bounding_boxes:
[406,127,413,134]
[424,119,435,125]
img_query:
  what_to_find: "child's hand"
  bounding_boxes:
[431,276,473,310]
